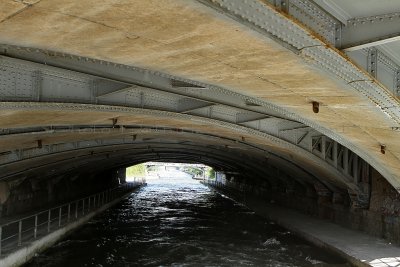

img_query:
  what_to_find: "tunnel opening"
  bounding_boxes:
[125,162,216,183]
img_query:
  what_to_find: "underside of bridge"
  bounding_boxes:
[1,0,400,243]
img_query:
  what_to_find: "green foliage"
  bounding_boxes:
[184,167,202,176]
[206,167,215,179]
[146,165,159,172]
[126,163,146,177]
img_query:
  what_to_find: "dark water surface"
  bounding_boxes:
[26,172,350,267]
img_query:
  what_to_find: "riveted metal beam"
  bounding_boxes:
[342,12,400,51]
[236,112,270,124]
[0,44,384,199]
[96,84,135,98]
[395,69,400,96]
[279,125,309,132]
[177,98,214,113]
[296,131,309,145]
[286,0,342,46]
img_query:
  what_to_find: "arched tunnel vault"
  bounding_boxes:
[0,0,399,190]
[0,0,400,244]
[0,99,373,210]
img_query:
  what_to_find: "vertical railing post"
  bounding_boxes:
[34,215,38,239]
[82,199,85,215]
[18,220,22,246]
[88,197,91,211]
[67,203,71,223]
[94,195,96,207]
[67,204,71,222]
[58,207,62,227]
[0,226,2,257]
[47,209,51,233]
[75,201,78,219]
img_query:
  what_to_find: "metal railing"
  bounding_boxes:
[205,179,266,201]
[0,182,143,257]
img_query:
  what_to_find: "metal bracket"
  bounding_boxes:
[334,23,342,48]
[275,0,289,13]
[33,70,42,101]
[367,48,378,78]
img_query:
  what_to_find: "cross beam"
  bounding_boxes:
[342,12,400,51]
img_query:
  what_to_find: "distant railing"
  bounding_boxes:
[0,182,143,258]
[204,179,261,200]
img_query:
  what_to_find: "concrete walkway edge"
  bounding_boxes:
[246,198,400,267]
[211,186,400,267]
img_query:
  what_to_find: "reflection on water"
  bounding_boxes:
[26,170,350,266]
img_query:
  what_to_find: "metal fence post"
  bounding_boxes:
[75,201,78,219]
[88,197,91,211]
[82,199,85,215]
[34,215,38,239]
[0,226,2,257]
[48,210,51,233]
[18,220,22,246]
[58,207,62,227]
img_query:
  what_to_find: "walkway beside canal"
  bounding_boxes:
[244,198,400,267]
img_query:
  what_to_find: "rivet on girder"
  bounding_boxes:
[112,118,118,128]
[380,144,386,154]
[312,101,319,113]
[275,0,289,13]
[37,140,42,149]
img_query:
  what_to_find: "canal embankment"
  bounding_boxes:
[205,180,400,267]
[0,182,145,267]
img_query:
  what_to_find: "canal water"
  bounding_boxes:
[26,171,350,267]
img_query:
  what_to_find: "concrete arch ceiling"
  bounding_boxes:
[0,0,399,201]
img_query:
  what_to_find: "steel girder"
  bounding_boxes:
[0,45,377,204]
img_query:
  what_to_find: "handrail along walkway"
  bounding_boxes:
[0,179,145,257]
